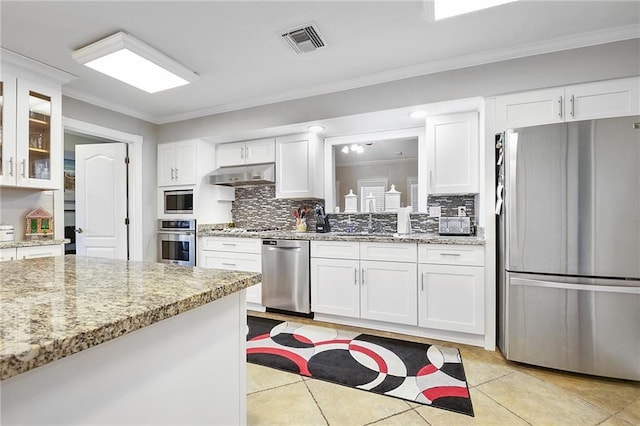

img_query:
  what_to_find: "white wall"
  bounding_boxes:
[62,98,160,262]
[158,39,640,142]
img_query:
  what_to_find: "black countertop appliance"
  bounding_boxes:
[314,203,330,233]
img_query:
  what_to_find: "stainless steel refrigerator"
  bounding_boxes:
[496,115,640,380]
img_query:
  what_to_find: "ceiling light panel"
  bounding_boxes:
[72,32,198,93]
[434,0,518,20]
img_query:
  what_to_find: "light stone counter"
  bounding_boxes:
[198,230,485,245]
[0,255,260,381]
[0,239,69,249]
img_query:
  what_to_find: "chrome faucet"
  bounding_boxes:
[367,212,374,233]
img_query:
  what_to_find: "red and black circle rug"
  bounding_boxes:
[247,316,474,417]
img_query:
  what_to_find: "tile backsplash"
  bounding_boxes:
[230,188,477,235]
[231,185,323,230]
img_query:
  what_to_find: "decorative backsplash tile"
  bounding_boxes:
[229,187,476,235]
[231,185,323,231]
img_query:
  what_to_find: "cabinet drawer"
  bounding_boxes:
[418,244,484,266]
[360,242,417,263]
[16,244,63,259]
[201,252,261,273]
[200,237,261,254]
[311,240,359,259]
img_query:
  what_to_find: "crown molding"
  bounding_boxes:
[62,87,159,124]
[64,24,640,125]
[1,48,77,85]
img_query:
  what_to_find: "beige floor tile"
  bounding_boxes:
[368,409,428,425]
[247,381,326,426]
[618,397,640,425]
[414,387,529,426]
[305,378,413,426]
[477,371,610,426]
[247,363,303,394]
[599,414,636,426]
[458,346,516,387]
[516,364,640,414]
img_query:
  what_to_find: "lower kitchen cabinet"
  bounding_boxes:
[199,237,263,307]
[418,245,485,334]
[311,241,418,327]
[1,244,64,261]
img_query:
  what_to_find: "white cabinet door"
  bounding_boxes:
[157,140,196,187]
[0,247,17,261]
[16,244,63,259]
[426,112,479,194]
[0,73,18,186]
[216,142,245,168]
[496,87,564,130]
[276,133,323,199]
[418,264,484,334]
[244,138,275,165]
[311,257,360,318]
[173,140,197,185]
[361,260,417,326]
[566,77,640,122]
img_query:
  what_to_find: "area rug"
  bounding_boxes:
[246,316,474,417]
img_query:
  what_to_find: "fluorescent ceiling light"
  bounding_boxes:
[72,31,198,93]
[434,0,518,20]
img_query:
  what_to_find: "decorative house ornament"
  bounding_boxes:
[25,207,53,238]
[385,184,401,212]
[344,189,358,213]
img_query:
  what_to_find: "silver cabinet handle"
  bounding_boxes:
[354,267,357,285]
[558,96,563,118]
[440,253,461,257]
[421,272,425,292]
[221,262,237,267]
[21,159,26,177]
[9,157,14,177]
[240,146,244,159]
[361,268,365,285]
[170,168,175,180]
[429,170,433,190]
[570,94,575,118]
[222,243,236,246]
[175,168,179,179]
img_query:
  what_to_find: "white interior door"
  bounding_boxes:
[75,143,128,259]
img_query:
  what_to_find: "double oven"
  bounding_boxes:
[157,219,196,266]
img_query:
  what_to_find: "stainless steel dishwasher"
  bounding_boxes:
[261,239,311,314]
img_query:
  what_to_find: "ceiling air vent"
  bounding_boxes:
[281,23,325,54]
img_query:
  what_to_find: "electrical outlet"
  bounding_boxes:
[429,206,441,217]
[457,206,467,216]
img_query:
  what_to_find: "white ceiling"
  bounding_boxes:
[1,1,638,125]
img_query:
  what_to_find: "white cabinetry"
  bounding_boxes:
[0,244,63,261]
[311,241,417,326]
[418,244,485,334]
[0,73,62,189]
[276,133,323,199]
[496,76,640,130]
[157,140,197,186]
[426,112,479,194]
[199,237,263,308]
[216,138,275,168]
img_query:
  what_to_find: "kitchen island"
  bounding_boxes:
[0,255,261,425]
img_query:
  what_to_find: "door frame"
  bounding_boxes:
[61,117,143,261]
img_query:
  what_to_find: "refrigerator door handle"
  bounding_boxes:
[505,130,519,269]
[511,278,640,294]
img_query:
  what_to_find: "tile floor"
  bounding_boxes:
[247,312,640,426]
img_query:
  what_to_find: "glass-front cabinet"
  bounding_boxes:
[0,74,61,189]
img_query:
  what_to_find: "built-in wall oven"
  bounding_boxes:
[163,189,194,215]
[157,219,196,266]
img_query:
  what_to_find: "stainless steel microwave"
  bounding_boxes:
[163,189,194,214]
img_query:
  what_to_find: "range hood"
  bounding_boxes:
[208,162,275,186]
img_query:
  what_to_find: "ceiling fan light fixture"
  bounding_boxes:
[72,31,198,93]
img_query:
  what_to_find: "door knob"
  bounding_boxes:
[75,228,83,234]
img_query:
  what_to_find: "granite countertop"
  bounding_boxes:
[198,230,485,245]
[0,239,70,249]
[0,255,261,380]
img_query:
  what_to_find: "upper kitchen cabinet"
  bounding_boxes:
[157,140,197,186]
[0,73,62,189]
[215,138,275,168]
[276,133,323,199]
[496,76,640,130]
[426,112,479,195]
